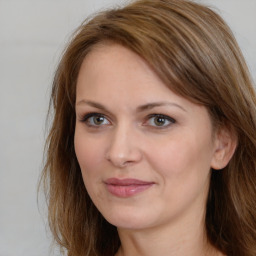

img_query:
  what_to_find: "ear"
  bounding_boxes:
[211,127,237,170]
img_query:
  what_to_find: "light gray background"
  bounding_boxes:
[0,0,255,255]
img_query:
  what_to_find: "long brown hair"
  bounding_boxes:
[41,0,256,255]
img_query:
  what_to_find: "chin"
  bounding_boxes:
[107,217,151,231]
[101,205,158,231]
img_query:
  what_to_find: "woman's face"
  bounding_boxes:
[74,43,220,231]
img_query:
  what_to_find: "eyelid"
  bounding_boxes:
[79,112,100,121]
[79,112,111,126]
[144,114,176,128]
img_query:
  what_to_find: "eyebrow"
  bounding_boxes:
[137,102,187,112]
[76,100,107,111]
[76,100,187,112]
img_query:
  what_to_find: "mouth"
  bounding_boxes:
[104,178,155,198]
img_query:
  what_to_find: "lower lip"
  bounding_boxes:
[105,184,154,198]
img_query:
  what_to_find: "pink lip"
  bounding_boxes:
[104,178,155,198]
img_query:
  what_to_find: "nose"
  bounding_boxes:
[105,124,143,168]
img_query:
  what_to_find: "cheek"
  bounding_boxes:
[75,129,104,170]
[74,129,106,192]
[148,133,214,186]
[148,135,213,213]
[74,130,107,200]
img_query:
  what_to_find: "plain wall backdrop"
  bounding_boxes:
[0,0,255,255]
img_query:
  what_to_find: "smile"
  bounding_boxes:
[104,178,155,198]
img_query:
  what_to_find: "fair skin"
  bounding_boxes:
[75,43,234,256]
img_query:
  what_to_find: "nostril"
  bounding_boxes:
[105,146,142,168]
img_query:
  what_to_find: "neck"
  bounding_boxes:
[115,213,222,256]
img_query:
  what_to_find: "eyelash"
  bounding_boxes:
[145,114,176,128]
[79,113,110,127]
[79,113,176,128]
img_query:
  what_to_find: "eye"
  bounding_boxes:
[146,114,176,127]
[80,113,110,126]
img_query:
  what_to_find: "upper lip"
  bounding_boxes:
[105,178,155,186]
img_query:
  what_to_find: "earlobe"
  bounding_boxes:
[211,127,237,170]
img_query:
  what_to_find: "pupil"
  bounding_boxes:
[94,116,104,124]
[155,117,165,126]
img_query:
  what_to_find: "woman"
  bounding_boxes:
[41,0,256,255]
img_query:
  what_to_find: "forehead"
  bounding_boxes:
[79,42,154,82]
[76,43,173,100]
